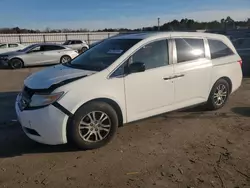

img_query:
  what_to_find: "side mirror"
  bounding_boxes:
[128,62,145,74]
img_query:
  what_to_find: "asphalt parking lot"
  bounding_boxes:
[0,67,250,188]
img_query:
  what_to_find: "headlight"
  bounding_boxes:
[29,92,64,107]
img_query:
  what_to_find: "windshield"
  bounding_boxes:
[18,44,38,52]
[66,39,141,71]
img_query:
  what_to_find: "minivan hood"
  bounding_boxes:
[24,64,97,89]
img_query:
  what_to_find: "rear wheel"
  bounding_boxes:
[9,58,24,69]
[79,47,88,53]
[206,79,230,110]
[67,101,118,150]
[60,55,71,64]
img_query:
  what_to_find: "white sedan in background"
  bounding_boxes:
[0,43,79,69]
[63,40,89,53]
[0,43,26,54]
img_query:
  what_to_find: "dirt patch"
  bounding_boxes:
[0,68,249,188]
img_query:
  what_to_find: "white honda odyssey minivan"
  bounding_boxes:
[16,32,242,149]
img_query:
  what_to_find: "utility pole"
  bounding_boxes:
[158,18,160,31]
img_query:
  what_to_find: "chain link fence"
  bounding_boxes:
[0,32,120,45]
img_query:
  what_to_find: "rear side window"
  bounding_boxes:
[9,44,18,47]
[44,45,65,51]
[175,38,205,63]
[208,39,234,59]
[75,40,83,44]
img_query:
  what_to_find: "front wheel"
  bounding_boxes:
[60,55,71,64]
[67,101,118,150]
[206,79,230,110]
[9,58,24,69]
[79,47,88,53]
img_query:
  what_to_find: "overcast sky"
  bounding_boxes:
[0,0,249,30]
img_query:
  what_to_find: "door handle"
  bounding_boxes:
[175,74,185,78]
[163,76,173,80]
[163,74,185,81]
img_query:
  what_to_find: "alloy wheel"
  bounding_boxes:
[213,84,228,106]
[61,56,71,63]
[78,111,111,143]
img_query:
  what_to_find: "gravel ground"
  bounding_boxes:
[0,67,249,188]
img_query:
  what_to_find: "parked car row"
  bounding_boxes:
[0,43,79,69]
[0,43,26,54]
[0,39,89,69]
[15,32,242,150]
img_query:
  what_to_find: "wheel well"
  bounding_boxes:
[61,55,71,59]
[9,57,24,64]
[216,77,232,93]
[60,55,71,62]
[72,98,124,127]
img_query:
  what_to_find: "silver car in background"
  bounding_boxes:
[0,43,79,69]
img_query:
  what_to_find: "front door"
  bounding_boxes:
[173,38,212,107]
[23,45,49,65]
[124,39,175,122]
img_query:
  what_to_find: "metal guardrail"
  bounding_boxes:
[0,32,120,45]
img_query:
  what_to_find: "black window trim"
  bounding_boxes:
[173,37,208,64]
[108,38,172,79]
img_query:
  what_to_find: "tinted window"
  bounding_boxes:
[29,46,42,53]
[0,44,7,49]
[130,40,169,70]
[9,44,18,47]
[175,38,205,63]
[44,45,65,51]
[67,39,141,71]
[63,40,70,45]
[75,40,83,44]
[208,39,234,59]
[19,44,39,52]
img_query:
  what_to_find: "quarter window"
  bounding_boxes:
[175,38,205,63]
[130,40,169,70]
[208,39,234,59]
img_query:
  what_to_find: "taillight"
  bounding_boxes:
[238,60,242,67]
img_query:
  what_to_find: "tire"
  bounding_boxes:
[67,101,118,150]
[80,47,88,53]
[206,79,230,110]
[9,58,24,69]
[60,55,71,64]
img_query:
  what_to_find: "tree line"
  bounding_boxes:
[0,17,249,34]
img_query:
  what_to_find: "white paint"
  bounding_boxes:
[16,32,243,146]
